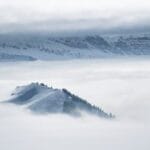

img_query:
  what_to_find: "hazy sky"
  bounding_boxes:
[0,0,150,33]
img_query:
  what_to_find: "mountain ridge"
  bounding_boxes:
[4,82,114,118]
[0,34,150,61]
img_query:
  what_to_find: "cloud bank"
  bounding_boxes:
[0,59,150,150]
[0,0,150,33]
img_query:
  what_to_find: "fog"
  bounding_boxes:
[0,0,150,33]
[0,58,150,150]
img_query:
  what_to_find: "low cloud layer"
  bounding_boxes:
[0,59,150,150]
[0,0,150,33]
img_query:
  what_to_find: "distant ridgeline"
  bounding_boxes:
[4,82,114,118]
[0,34,150,60]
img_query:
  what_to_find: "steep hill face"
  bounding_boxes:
[5,83,113,118]
[0,34,150,60]
[113,36,150,54]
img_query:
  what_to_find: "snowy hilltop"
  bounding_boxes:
[0,33,150,61]
[5,83,113,118]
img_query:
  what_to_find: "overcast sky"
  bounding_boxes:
[0,0,150,33]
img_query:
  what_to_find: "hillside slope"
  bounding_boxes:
[5,83,113,118]
[0,34,150,60]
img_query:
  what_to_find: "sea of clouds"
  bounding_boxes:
[0,58,150,150]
